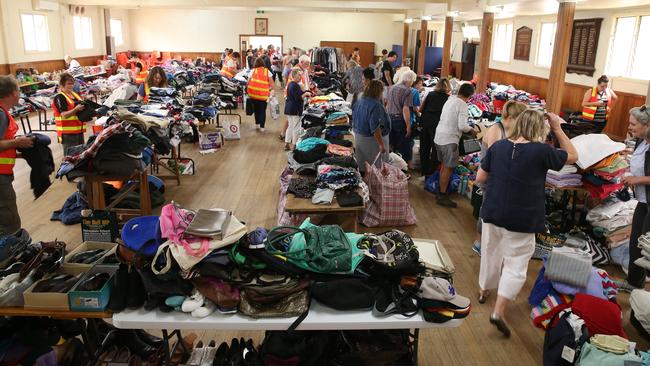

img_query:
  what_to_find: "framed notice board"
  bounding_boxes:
[514,26,532,61]
[567,18,603,76]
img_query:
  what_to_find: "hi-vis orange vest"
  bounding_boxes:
[582,87,610,121]
[247,67,271,101]
[135,71,148,85]
[52,92,85,138]
[0,107,17,175]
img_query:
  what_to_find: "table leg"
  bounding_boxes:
[77,318,97,362]
[411,328,419,365]
[162,329,171,366]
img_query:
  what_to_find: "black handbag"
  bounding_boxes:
[245,97,254,116]
[458,133,481,155]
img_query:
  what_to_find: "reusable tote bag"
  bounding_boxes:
[361,154,417,227]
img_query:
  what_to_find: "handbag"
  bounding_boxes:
[265,224,353,274]
[458,133,481,155]
[185,209,232,239]
[245,96,254,116]
[239,278,310,320]
[413,238,455,275]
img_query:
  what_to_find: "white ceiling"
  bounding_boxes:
[62,0,650,20]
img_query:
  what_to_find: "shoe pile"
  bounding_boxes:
[416,277,471,323]
[186,338,262,366]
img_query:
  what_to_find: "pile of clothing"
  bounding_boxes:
[529,245,619,330]
[586,197,638,272]
[569,134,627,199]
[630,289,650,340]
[633,232,650,272]
[486,82,545,108]
[546,164,582,188]
[301,94,352,129]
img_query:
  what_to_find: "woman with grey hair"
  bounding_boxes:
[619,105,650,292]
[386,69,416,167]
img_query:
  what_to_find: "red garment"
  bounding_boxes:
[571,293,627,338]
[326,144,353,157]
[582,180,624,200]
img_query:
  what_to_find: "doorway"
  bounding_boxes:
[239,35,283,68]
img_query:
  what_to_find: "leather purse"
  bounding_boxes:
[239,278,310,319]
[185,209,232,239]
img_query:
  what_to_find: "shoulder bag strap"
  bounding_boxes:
[151,241,173,275]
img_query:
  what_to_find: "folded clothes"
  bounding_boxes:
[571,134,626,170]
[545,246,592,288]
[287,178,317,199]
[312,188,335,205]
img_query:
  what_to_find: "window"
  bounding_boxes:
[536,22,557,67]
[606,16,650,80]
[110,19,124,46]
[492,23,513,62]
[462,25,480,39]
[20,13,50,52]
[73,16,93,50]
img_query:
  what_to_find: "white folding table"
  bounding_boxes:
[113,302,462,364]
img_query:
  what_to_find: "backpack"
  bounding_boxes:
[543,310,589,366]
[356,230,422,277]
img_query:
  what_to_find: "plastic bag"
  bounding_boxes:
[269,94,280,120]
[222,117,241,140]
[387,153,408,171]
[198,130,223,154]
[425,170,460,194]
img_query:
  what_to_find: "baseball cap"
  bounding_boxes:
[121,216,163,257]
[419,277,470,309]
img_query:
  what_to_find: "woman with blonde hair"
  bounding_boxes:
[471,101,529,255]
[475,110,578,337]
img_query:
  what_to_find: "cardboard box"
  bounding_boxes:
[96,245,119,267]
[23,266,88,311]
[64,242,117,269]
[68,265,116,312]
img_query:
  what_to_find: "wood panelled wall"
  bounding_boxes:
[133,51,222,64]
[487,68,644,141]
[1,55,103,76]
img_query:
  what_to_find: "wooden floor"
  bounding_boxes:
[13,91,649,364]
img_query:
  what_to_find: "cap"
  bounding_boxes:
[121,216,163,257]
[419,277,470,309]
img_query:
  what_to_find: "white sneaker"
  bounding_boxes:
[191,300,216,318]
[260,128,265,132]
[181,290,205,313]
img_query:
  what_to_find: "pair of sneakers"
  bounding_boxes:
[186,340,224,366]
[178,290,216,318]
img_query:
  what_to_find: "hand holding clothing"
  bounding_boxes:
[13,137,33,149]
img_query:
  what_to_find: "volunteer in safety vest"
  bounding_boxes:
[137,67,168,103]
[220,51,240,79]
[246,57,274,132]
[133,61,148,85]
[582,75,618,132]
[0,76,34,236]
[52,73,85,154]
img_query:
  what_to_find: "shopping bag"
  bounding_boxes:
[361,154,417,227]
[198,129,224,154]
[269,94,280,120]
[222,117,241,140]
[245,96,254,116]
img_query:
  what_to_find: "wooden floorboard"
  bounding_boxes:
[12,90,649,364]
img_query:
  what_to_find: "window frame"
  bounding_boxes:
[20,12,51,53]
[535,21,557,69]
[492,22,514,63]
[73,15,94,50]
[110,18,124,47]
[606,14,650,81]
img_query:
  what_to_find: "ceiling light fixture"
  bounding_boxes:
[447,11,460,17]
[404,18,414,23]
[421,15,433,21]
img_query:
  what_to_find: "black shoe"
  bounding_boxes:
[227,338,241,366]
[126,269,146,309]
[119,330,157,358]
[107,263,128,312]
[135,330,164,348]
[436,194,457,208]
[489,314,511,338]
[242,339,262,366]
[213,342,229,366]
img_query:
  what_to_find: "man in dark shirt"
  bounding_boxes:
[381,51,398,87]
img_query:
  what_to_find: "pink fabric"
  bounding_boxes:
[159,203,210,257]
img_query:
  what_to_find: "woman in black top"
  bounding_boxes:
[419,79,450,176]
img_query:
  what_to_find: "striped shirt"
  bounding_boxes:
[68,59,84,78]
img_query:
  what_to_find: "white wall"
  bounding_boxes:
[60,5,106,59]
[0,0,65,64]
[109,8,130,52]
[0,0,107,67]
[488,7,650,95]
[128,8,402,56]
